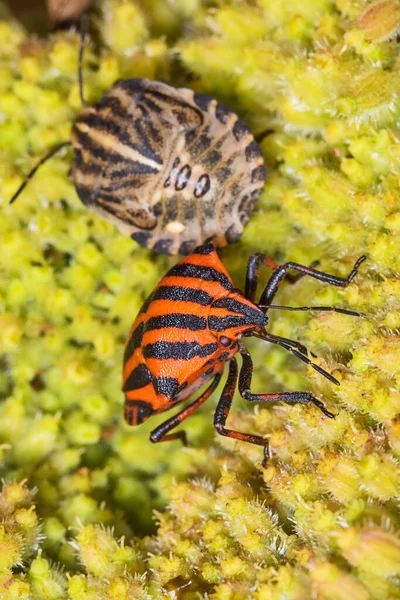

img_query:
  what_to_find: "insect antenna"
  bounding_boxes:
[252,329,340,386]
[78,12,89,107]
[9,13,90,206]
[258,304,362,317]
[255,129,274,143]
[9,141,72,205]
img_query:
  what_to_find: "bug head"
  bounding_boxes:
[124,400,153,426]
[208,292,267,347]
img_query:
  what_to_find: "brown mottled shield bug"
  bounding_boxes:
[10,14,266,255]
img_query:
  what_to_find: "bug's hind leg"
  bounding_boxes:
[150,373,222,445]
[238,346,335,418]
[245,253,319,303]
[259,256,366,307]
[237,347,335,465]
[214,358,270,466]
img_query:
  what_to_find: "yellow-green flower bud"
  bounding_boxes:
[309,562,370,600]
[338,527,400,577]
[147,555,184,585]
[64,412,101,446]
[14,506,38,529]
[0,526,22,570]
[13,415,60,465]
[102,0,149,54]
[294,501,338,546]
[49,36,80,77]
[0,313,22,353]
[92,328,116,361]
[43,516,66,548]
[387,419,400,456]
[29,556,66,600]
[316,453,361,503]
[67,574,95,600]
[213,7,269,44]
[59,493,98,526]
[75,523,136,578]
[0,481,30,511]
[81,393,111,424]
[0,21,25,56]
[358,453,400,500]
[357,0,400,42]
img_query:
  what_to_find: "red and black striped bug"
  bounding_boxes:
[123,243,365,465]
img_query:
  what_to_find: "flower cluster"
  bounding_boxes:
[0,0,399,597]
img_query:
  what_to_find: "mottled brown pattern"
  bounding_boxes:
[46,0,91,26]
[71,78,266,255]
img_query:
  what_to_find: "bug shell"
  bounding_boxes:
[70,78,266,255]
[122,243,267,424]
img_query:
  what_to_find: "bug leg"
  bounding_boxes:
[245,253,278,303]
[78,12,89,107]
[255,129,274,144]
[238,346,335,419]
[214,358,270,467]
[250,330,312,357]
[9,142,72,205]
[251,331,339,385]
[245,254,319,303]
[260,304,362,317]
[259,256,366,307]
[150,373,222,445]
[284,261,320,284]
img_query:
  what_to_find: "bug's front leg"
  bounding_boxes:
[245,253,279,303]
[245,254,319,303]
[238,346,334,421]
[251,330,339,386]
[214,358,270,466]
[150,373,221,445]
[259,256,366,307]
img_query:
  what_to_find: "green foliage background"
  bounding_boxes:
[0,0,399,597]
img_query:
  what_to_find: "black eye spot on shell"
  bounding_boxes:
[175,164,192,191]
[178,239,197,255]
[245,141,262,162]
[153,238,173,254]
[131,231,152,247]
[215,102,233,124]
[193,92,212,112]
[75,182,92,206]
[239,211,249,225]
[194,174,211,198]
[185,130,197,145]
[153,201,162,216]
[225,224,241,244]
[251,165,267,183]
[232,120,249,141]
